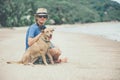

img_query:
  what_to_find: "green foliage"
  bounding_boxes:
[0,0,120,27]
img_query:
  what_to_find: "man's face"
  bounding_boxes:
[37,15,48,25]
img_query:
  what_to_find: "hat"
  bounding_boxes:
[35,8,48,15]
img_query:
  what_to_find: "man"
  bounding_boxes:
[25,8,67,64]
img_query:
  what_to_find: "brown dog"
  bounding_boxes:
[7,28,54,65]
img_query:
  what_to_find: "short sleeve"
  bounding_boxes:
[28,26,36,38]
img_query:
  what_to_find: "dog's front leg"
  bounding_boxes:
[31,57,38,64]
[47,52,54,64]
[41,54,48,65]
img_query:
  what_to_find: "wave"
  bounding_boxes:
[56,22,120,42]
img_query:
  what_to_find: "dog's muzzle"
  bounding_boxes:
[49,34,52,39]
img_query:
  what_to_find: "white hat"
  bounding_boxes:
[35,8,48,15]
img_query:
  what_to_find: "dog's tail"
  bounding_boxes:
[6,61,22,64]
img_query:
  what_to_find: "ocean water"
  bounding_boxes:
[56,23,120,42]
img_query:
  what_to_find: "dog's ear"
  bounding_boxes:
[51,28,55,32]
[52,29,54,32]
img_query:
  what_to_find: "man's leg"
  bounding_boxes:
[49,47,61,63]
[49,47,67,63]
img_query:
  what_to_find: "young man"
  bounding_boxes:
[25,8,67,64]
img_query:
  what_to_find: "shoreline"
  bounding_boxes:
[1,22,119,42]
[54,22,120,42]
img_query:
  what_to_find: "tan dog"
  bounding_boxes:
[7,28,54,65]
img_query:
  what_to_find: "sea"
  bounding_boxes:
[55,22,120,42]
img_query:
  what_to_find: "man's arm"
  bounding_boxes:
[28,33,41,46]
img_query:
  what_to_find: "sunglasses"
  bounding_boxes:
[37,15,48,18]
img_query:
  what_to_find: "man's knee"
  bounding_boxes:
[49,48,61,56]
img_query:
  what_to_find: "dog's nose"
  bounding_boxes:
[49,34,52,38]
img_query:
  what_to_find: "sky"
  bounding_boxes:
[112,0,120,3]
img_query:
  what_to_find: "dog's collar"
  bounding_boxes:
[41,38,50,43]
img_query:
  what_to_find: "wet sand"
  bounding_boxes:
[0,23,120,80]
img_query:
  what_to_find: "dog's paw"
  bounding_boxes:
[44,63,48,66]
[28,63,34,67]
[51,61,54,64]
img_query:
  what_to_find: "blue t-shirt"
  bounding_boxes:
[25,23,46,49]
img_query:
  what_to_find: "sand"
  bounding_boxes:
[0,23,120,80]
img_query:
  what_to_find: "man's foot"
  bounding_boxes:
[61,57,67,63]
[54,57,68,63]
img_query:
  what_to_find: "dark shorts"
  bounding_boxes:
[33,55,51,64]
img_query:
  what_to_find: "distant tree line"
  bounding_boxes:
[0,0,120,27]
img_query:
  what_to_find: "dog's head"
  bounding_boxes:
[41,28,54,41]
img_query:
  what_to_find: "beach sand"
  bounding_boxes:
[0,23,120,80]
